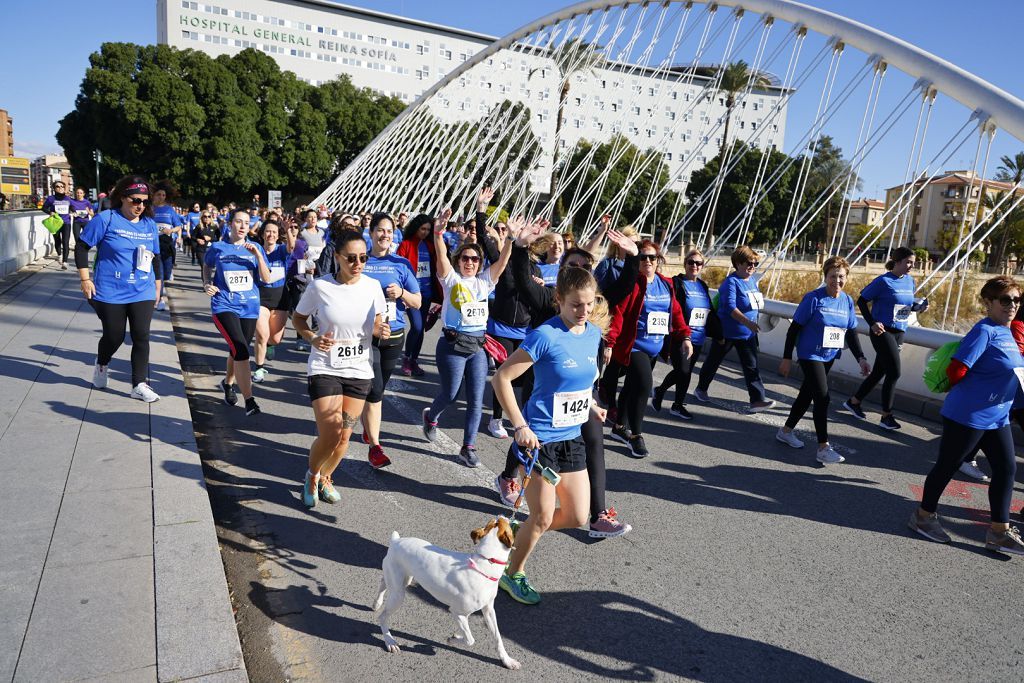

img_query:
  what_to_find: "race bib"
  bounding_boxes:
[747,291,765,311]
[53,201,70,215]
[460,301,487,327]
[647,311,669,336]
[1014,367,1024,392]
[157,222,174,233]
[893,304,912,323]
[822,326,844,349]
[384,299,398,321]
[136,248,153,273]
[552,389,591,428]
[330,339,367,369]
[225,270,253,292]
[268,265,286,282]
[416,260,430,278]
[688,307,709,328]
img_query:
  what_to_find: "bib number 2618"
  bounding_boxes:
[330,340,366,368]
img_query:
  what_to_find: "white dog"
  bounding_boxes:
[373,517,521,670]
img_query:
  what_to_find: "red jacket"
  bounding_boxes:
[607,273,691,366]
[397,232,442,305]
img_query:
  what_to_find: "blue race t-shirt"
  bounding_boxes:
[79,210,161,304]
[538,262,559,287]
[718,273,764,340]
[633,277,671,355]
[488,318,529,340]
[682,279,712,347]
[860,272,916,331]
[261,243,289,289]
[186,211,201,229]
[363,254,420,332]
[205,241,267,318]
[152,205,184,235]
[415,241,432,300]
[793,287,858,363]
[521,316,601,443]
[941,319,1024,430]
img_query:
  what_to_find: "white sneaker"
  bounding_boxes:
[92,363,108,389]
[776,428,804,449]
[816,445,845,464]
[959,460,990,482]
[156,300,167,311]
[131,383,160,403]
[252,367,268,383]
[487,418,509,439]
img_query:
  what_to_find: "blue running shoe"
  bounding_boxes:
[302,471,318,509]
[500,571,541,605]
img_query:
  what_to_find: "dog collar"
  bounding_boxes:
[474,553,507,566]
[467,558,500,582]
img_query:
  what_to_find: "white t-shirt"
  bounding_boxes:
[439,268,496,334]
[294,274,385,380]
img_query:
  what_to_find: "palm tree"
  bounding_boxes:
[992,152,1024,268]
[695,60,772,245]
[532,39,604,219]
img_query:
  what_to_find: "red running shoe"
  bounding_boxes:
[368,445,392,470]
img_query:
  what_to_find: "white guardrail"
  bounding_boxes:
[0,211,53,279]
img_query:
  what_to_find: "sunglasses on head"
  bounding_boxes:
[686,259,705,267]
[639,253,659,262]
[126,197,151,206]
[343,253,369,264]
[997,295,1022,306]
[460,254,481,263]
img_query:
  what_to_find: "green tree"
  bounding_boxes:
[803,136,861,247]
[991,152,1024,267]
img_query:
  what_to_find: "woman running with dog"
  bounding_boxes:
[776,256,871,464]
[293,229,387,508]
[492,267,606,604]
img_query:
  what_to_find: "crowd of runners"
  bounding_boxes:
[65,174,1024,605]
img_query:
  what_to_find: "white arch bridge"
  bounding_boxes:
[312,0,1024,328]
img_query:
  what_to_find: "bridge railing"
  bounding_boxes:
[0,211,52,279]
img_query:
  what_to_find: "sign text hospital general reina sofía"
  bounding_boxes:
[179,14,399,61]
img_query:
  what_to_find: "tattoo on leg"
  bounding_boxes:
[342,411,359,429]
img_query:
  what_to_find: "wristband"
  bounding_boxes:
[513,424,530,434]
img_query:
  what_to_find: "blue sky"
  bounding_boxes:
[2,0,1023,196]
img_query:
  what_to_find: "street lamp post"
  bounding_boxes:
[93,150,102,198]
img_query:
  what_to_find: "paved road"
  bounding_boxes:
[166,261,1024,682]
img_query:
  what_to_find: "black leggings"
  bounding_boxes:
[616,351,656,436]
[89,299,154,387]
[72,221,86,250]
[785,359,834,443]
[922,418,1016,523]
[213,312,257,361]
[697,336,768,403]
[54,223,71,263]
[490,335,533,420]
[854,329,904,413]
[657,343,703,406]
[367,333,404,403]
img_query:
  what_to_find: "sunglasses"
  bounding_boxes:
[343,253,369,264]
[997,295,1022,306]
[686,259,705,267]
[639,253,659,262]
[126,197,151,206]
[460,254,481,263]
[496,225,508,232]
[746,261,760,268]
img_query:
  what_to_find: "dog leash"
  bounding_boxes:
[466,554,506,581]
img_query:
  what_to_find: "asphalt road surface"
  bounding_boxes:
[165,261,1024,682]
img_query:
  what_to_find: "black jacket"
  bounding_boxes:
[476,211,534,331]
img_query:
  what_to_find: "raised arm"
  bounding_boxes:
[475,187,500,263]
[432,208,454,278]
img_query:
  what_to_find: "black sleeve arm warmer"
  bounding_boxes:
[857,296,875,327]
[74,240,92,269]
[602,254,640,308]
[783,321,803,360]
[153,255,163,279]
[476,211,499,263]
[846,328,865,360]
[511,244,553,314]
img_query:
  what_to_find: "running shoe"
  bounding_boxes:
[266,345,275,361]
[295,337,309,352]
[60,262,68,271]
[627,435,649,459]
[985,526,1024,555]
[368,445,392,470]
[589,508,632,538]
[495,475,521,507]
[92,363,108,389]
[421,408,437,442]
[252,367,268,383]
[410,360,426,377]
[131,383,160,403]
[318,475,341,504]
[487,418,509,439]
[907,510,950,543]
[749,399,776,413]
[815,445,845,464]
[959,460,990,482]
[457,445,480,468]
[245,397,261,416]
[610,425,632,445]
[776,428,804,449]
[842,399,867,420]
[156,300,167,311]
[499,571,541,605]
[880,414,902,431]
[221,379,238,406]
[652,385,666,413]
[400,357,413,376]
[302,471,318,508]
[693,388,710,403]
[670,404,693,421]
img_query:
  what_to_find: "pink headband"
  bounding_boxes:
[126,183,149,193]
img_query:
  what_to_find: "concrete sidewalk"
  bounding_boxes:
[0,257,245,682]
